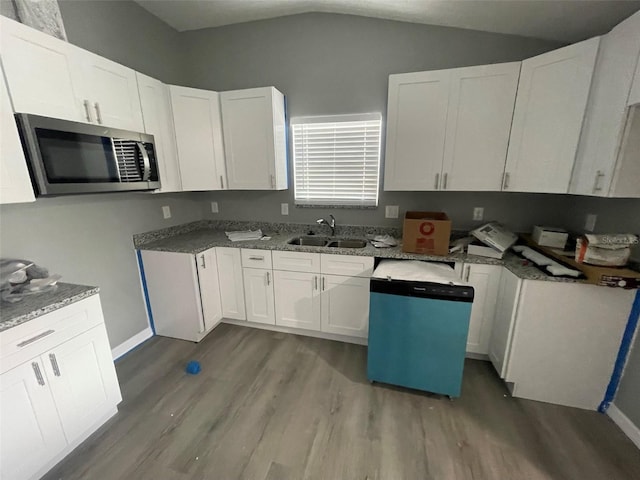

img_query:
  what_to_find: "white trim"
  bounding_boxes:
[111,327,153,361]
[222,319,368,346]
[290,112,381,124]
[607,403,640,450]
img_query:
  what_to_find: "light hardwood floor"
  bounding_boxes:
[43,323,640,480]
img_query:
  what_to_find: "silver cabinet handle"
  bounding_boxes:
[443,173,448,190]
[314,275,318,290]
[249,256,264,261]
[83,99,93,122]
[17,329,55,347]
[270,174,275,189]
[49,353,61,377]
[322,276,325,291]
[266,271,271,285]
[434,173,440,190]
[200,255,206,269]
[503,172,510,190]
[94,102,102,124]
[32,362,45,386]
[592,170,605,193]
[464,265,471,282]
[220,175,224,189]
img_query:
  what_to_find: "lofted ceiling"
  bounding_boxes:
[134,0,640,43]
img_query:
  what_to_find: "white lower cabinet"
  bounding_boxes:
[0,295,121,480]
[320,274,370,338]
[216,248,246,321]
[273,270,321,331]
[488,268,522,378]
[457,263,502,355]
[243,268,275,325]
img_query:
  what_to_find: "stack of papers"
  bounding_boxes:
[371,235,398,248]
[225,229,263,242]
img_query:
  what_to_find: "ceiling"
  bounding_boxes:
[134,0,640,43]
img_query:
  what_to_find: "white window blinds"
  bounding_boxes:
[292,113,382,206]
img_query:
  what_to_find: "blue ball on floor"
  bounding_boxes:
[185,360,201,375]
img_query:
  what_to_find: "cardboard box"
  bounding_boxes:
[467,241,505,259]
[532,225,568,249]
[402,211,451,256]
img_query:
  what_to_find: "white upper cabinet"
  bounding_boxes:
[1,17,143,131]
[442,63,520,191]
[384,70,450,190]
[0,63,35,204]
[170,85,227,191]
[0,16,83,122]
[220,87,287,190]
[136,73,182,192]
[79,50,144,131]
[504,37,600,193]
[570,12,640,198]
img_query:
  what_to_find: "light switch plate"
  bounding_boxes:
[211,202,219,213]
[385,205,399,219]
[473,207,484,221]
[162,205,171,219]
[281,203,289,215]
[585,214,597,232]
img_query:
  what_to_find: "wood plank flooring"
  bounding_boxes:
[43,323,640,480]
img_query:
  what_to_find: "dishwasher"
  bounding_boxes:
[367,260,474,397]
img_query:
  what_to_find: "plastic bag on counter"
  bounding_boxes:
[0,258,61,303]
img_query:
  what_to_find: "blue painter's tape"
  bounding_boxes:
[599,289,640,413]
[136,250,156,336]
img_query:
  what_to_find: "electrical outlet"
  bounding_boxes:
[162,205,171,219]
[585,214,597,232]
[385,205,399,219]
[473,207,484,221]
[281,203,289,215]
[211,202,219,213]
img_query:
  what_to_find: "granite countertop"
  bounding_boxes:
[134,222,579,284]
[0,283,99,332]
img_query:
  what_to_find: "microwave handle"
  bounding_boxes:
[136,142,151,181]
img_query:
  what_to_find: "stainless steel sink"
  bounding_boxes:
[287,236,330,246]
[326,239,368,249]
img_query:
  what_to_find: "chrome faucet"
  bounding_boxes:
[316,214,336,236]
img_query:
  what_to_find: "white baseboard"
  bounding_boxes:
[111,327,153,361]
[607,403,640,450]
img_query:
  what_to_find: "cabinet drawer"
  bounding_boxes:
[241,249,273,269]
[321,254,374,277]
[272,251,320,273]
[0,295,104,374]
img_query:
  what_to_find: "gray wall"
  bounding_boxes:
[0,0,195,348]
[616,326,640,427]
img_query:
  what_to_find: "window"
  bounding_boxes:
[291,113,382,206]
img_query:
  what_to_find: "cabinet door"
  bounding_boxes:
[571,12,640,196]
[137,73,182,192]
[320,275,369,338]
[216,247,246,320]
[504,37,600,193]
[0,65,35,204]
[384,70,450,191]
[243,268,275,325]
[170,85,226,191]
[196,248,223,331]
[442,63,520,191]
[140,250,206,342]
[221,87,280,190]
[488,268,522,378]
[43,325,121,442]
[0,360,66,480]
[0,16,83,122]
[79,51,144,131]
[273,270,321,330]
[461,264,502,355]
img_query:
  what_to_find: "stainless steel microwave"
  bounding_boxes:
[15,113,160,196]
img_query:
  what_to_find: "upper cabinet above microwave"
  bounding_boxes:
[570,11,640,198]
[0,16,144,132]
